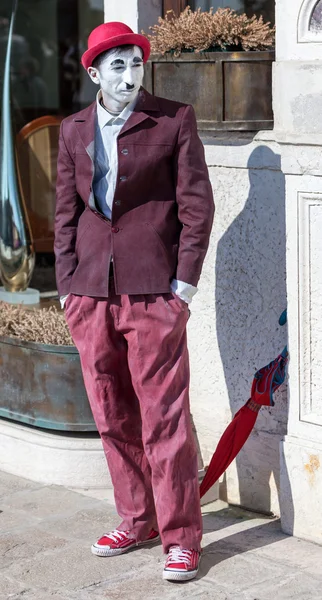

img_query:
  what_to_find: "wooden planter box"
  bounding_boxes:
[143,51,275,131]
[0,336,96,432]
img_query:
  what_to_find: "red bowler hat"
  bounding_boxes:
[81,22,151,70]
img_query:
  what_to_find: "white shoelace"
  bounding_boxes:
[166,546,193,566]
[104,529,130,543]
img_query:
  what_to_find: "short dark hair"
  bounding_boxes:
[92,44,143,70]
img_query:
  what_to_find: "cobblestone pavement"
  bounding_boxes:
[1,471,322,600]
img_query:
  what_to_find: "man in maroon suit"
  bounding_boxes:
[55,21,214,582]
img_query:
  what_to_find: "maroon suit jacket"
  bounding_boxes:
[54,88,214,297]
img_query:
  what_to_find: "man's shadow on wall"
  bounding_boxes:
[215,145,293,531]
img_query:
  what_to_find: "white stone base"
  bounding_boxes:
[0,419,111,489]
[225,430,283,516]
[0,419,215,507]
[0,287,40,305]
[280,435,322,545]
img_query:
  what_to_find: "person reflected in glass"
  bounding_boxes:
[13,56,47,111]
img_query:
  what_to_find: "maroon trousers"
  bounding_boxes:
[65,284,202,552]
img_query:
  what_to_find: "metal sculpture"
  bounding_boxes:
[0,0,35,292]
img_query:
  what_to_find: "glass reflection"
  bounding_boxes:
[0,0,104,130]
[0,0,104,271]
[190,1,275,24]
[0,0,35,291]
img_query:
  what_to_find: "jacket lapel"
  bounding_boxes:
[73,102,96,209]
[74,102,96,160]
[73,88,160,152]
[118,88,160,138]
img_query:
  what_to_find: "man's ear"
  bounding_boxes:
[87,66,100,85]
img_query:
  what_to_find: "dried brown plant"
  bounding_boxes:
[0,301,73,346]
[145,6,275,56]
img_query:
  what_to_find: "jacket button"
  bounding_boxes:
[121,148,129,155]
[115,200,121,206]
[111,227,119,233]
[120,175,127,181]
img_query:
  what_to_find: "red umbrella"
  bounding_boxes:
[199,347,288,499]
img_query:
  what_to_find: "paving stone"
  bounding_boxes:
[70,487,116,504]
[0,472,42,499]
[2,540,159,592]
[248,534,322,575]
[82,570,229,600]
[0,505,41,535]
[1,470,322,600]
[239,571,322,600]
[0,575,31,600]
[201,518,285,566]
[0,528,68,569]
[6,590,75,600]
[35,506,119,543]
[0,485,102,519]
[200,549,292,591]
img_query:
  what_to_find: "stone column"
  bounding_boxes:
[275,0,322,543]
[104,0,161,33]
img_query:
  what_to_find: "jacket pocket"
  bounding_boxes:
[145,222,170,266]
[76,223,91,251]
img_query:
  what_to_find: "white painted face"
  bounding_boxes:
[87,45,144,111]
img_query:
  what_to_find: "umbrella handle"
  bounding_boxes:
[247,399,262,413]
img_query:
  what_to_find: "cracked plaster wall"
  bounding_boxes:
[188,138,288,516]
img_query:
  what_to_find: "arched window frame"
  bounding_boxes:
[298,0,322,42]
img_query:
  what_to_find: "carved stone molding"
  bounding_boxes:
[298,192,322,427]
[298,0,322,42]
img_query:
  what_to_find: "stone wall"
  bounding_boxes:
[105,0,322,541]
[188,135,288,516]
[274,0,322,545]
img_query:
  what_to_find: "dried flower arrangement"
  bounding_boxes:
[0,301,73,346]
[146,6,275,56]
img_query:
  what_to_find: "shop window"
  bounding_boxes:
[0,0,104,258]
[0,0,104,129]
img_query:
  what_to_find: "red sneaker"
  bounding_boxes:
[91,528,159,557]
[163,546,200,581]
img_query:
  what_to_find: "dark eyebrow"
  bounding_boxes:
[133,56,143,64]
[110,58,125,66]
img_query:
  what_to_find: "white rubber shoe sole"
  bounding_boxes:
[163,566,199,582]
[91,534,160,557]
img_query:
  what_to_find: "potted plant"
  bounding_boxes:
[0,301,96,432]
[143,7,275,131]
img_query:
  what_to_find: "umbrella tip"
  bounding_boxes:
[279,309,287,327]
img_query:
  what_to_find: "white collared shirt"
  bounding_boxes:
[93,90,136,219]
[60,91,197,307]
